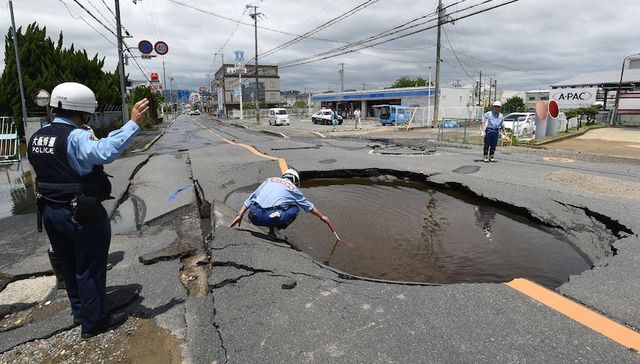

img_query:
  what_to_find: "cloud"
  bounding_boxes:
[1,0,638,93]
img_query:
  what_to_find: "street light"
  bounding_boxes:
[611,52,640,125]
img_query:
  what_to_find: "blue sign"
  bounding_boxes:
[234,50,244,63]
[138,40,153,55]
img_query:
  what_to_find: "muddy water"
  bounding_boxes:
[0,163,36,219]
[227,177,590,288]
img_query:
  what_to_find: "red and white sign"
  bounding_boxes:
[154,41,169,55]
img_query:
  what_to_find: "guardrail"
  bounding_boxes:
[0,117,20,164]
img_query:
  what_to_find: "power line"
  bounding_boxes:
[258,0,382,60]
[442,26,474,81]
[69,0,151,82]
[59,0,117,47]
[278,0,521,68]
[85,0,117,29]
[166,0,344,43]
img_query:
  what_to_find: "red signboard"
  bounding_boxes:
[150,72,159,81]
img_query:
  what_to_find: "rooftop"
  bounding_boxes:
[551,68,640,88]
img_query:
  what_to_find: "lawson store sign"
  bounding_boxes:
[551,87,598,109]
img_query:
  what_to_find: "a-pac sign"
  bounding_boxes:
[551,87,598,109]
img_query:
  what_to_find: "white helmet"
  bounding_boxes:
[49,82,97,114]
[282,168,300,187]
[492,101,502,107]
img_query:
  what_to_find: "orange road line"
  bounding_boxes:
[195,120,289,173]
[506,278,640,352]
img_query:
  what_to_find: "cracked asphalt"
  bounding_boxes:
[1,114,639,363]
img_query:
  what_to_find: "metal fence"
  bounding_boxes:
[0,117,20,164]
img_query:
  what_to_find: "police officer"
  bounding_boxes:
[482,101,504,162]
[28,82,149,339]
[229,169,332,236]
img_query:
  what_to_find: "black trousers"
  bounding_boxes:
[483,129,500,156]
[42,203,111,334]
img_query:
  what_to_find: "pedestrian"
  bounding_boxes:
[331,108,338,131]
[353,108,361,130]
[28,82,150,339]
[482,101,504,162]
[229,168,333,237]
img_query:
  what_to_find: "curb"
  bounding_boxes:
[229,123,249,129]
[529,125,607,146]
[259,129,289,139]
[310,131,326,138]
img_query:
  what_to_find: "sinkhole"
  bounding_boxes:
[226,176,590,288]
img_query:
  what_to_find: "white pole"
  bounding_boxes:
[427,67,432,127]
[239,70,244,120]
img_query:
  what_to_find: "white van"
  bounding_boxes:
[268,108,290,126]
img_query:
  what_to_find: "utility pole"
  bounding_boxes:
[478,71,482,107]
[247,4,262,124]
[338,63,345,92]
[115,0,129,122]
[8,0,28,126]
[427,66,432,126]
[489,78,493,104]
[433,0,443,128]
[493,79,498,103]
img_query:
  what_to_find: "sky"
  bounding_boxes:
[0,0,639,93]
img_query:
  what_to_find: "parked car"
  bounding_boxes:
[502,112,535,136]
[188,109,201,115]
[311,109,343,125]
[268,108,290,126]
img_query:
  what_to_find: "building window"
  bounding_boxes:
[541,96,549,100]
[528,96,536,101]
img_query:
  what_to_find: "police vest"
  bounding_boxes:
[27,122,112,202]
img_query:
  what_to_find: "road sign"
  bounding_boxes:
[154,41,169,55]
[227,66,246,74]
[138,40,153,54]
[33,89,50,107]
[234,50,244,63]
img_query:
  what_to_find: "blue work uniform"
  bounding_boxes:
[482,111,504,157]
[27,116,139,335]
[243,177,314,229]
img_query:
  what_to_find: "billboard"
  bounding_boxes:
[551,87,598,109]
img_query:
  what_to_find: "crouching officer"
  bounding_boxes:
[28,82,149,339]
[229,169,332,235]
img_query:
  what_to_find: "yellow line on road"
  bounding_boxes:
[506,278,640,352]
[195,120,288,173]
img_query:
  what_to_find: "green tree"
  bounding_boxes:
[129,85,164,129]
[292,100,307,108]
[501,96,525,113]
[391,76,431,88]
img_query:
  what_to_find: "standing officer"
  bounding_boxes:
[28,82,149,339]
[482,101,504,162]
[229,168,332,236]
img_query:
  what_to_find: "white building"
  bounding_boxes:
[311,86,480,122]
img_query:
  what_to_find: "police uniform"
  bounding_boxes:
[243,177,314,230]
[482,110,504,160]
[28,116,139,336]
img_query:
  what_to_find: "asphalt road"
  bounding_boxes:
[1,113,639,363]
